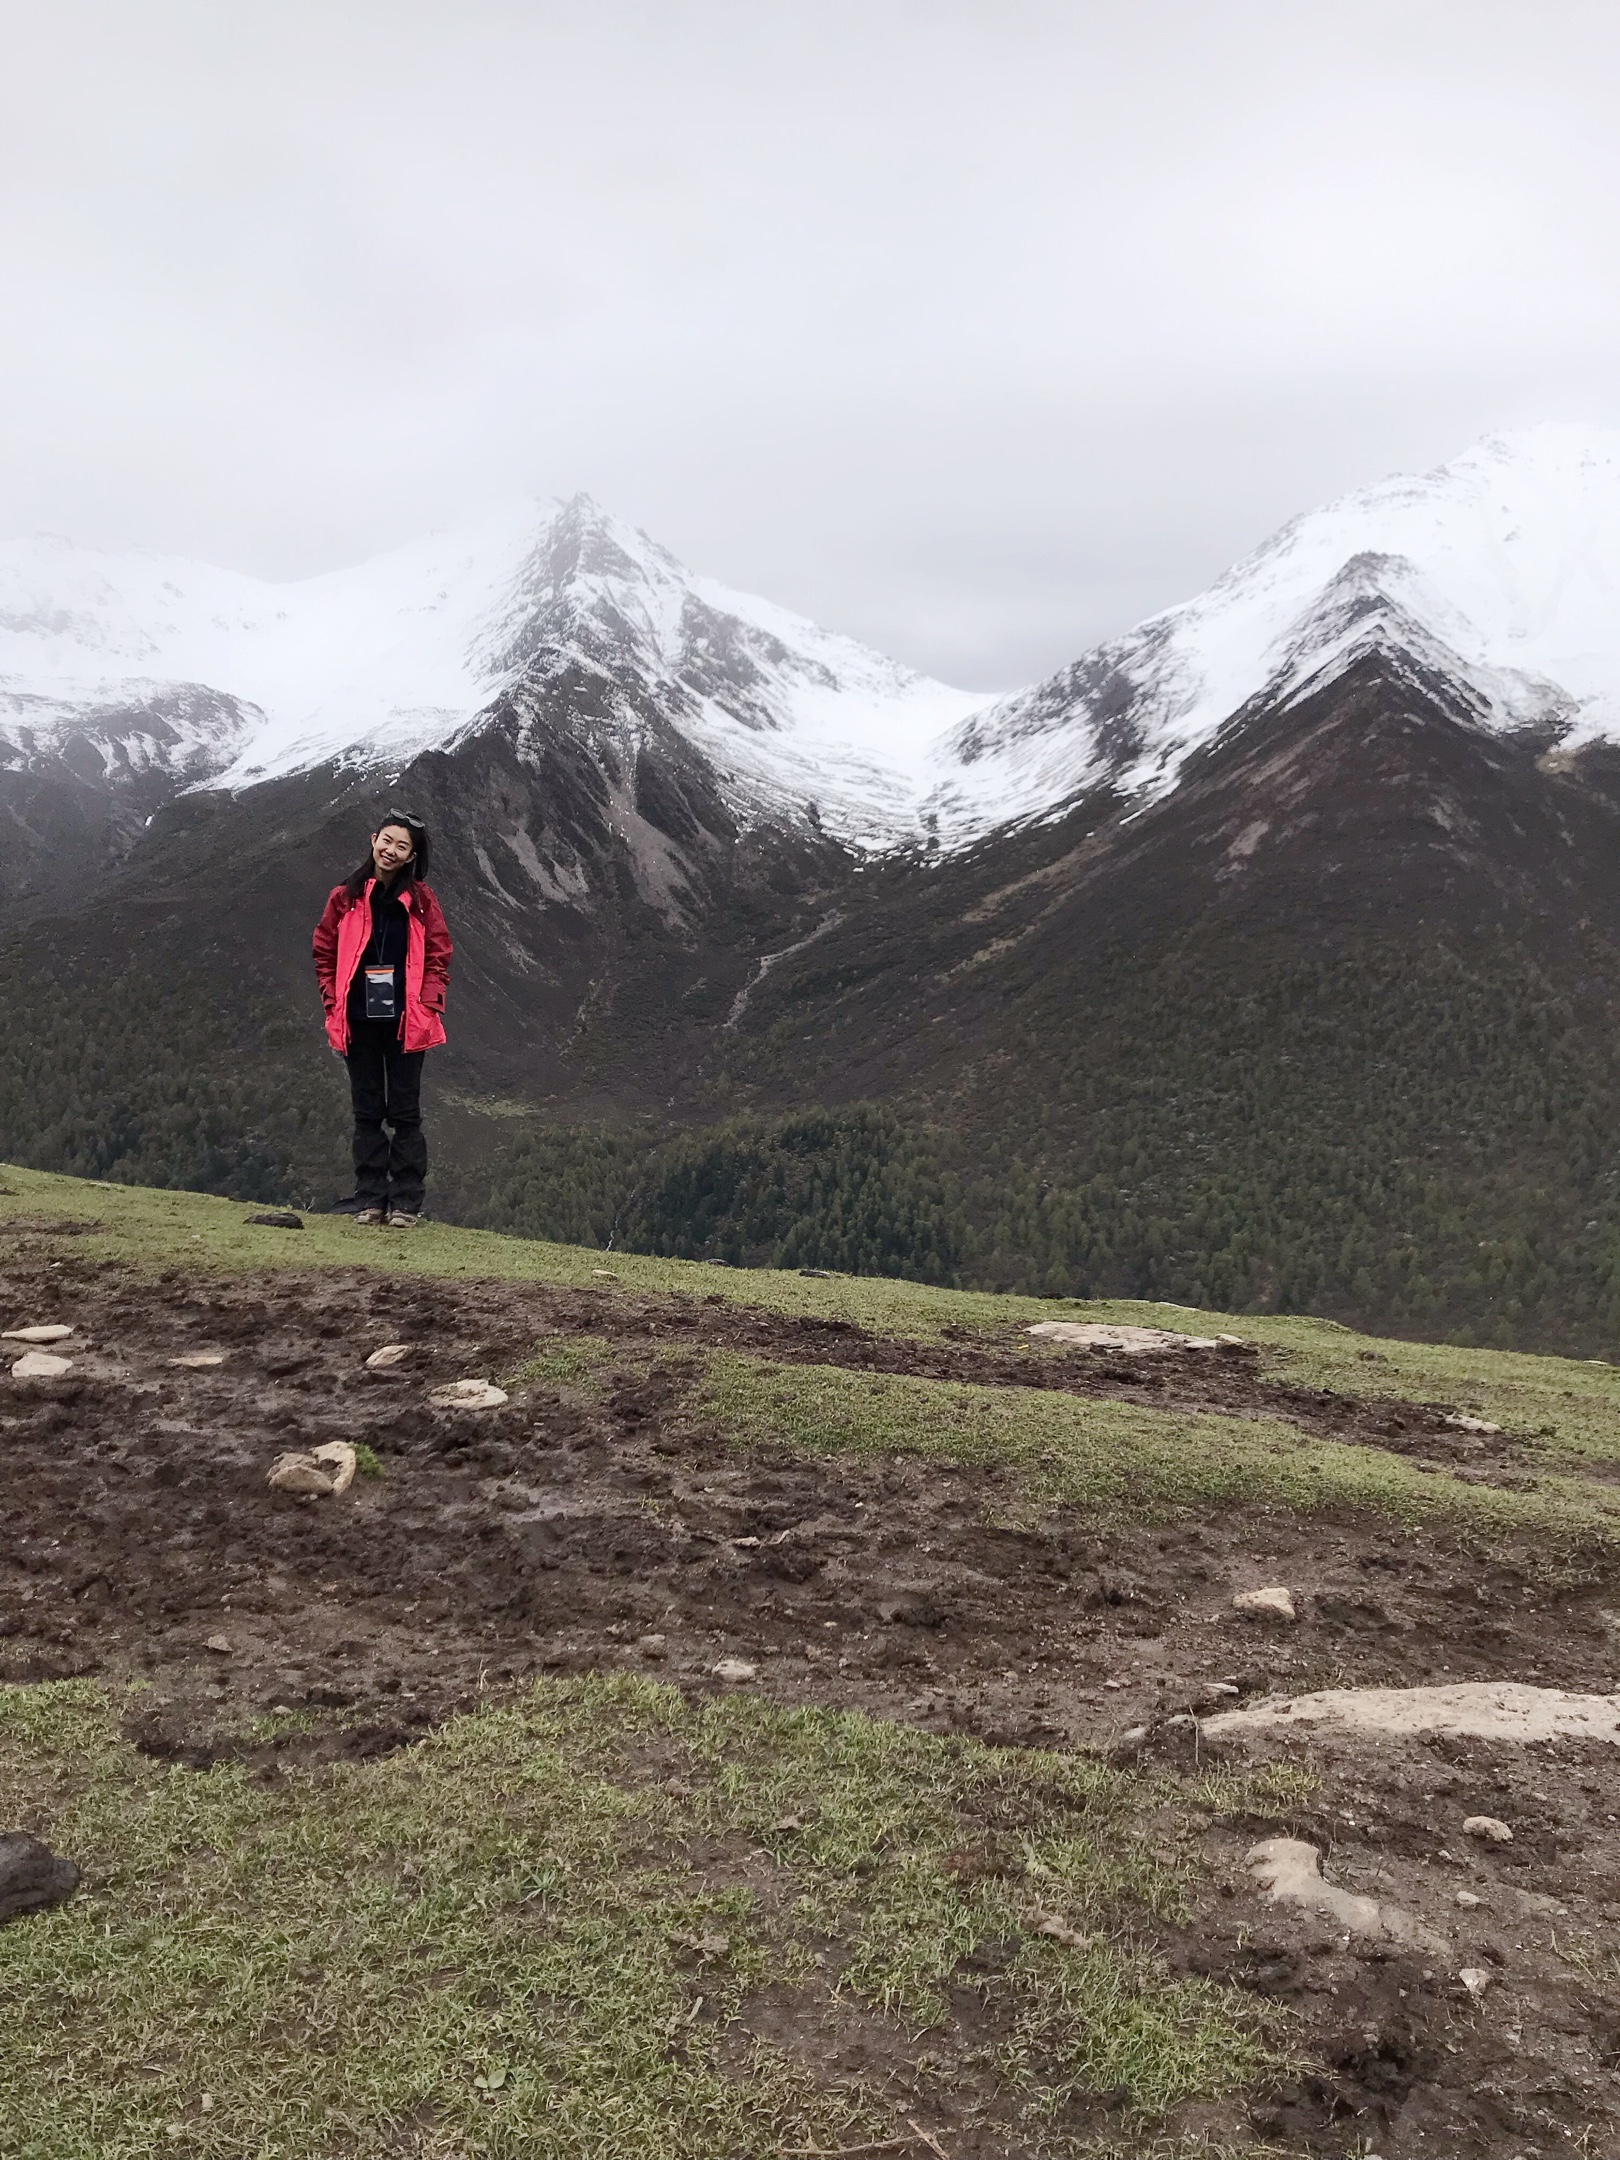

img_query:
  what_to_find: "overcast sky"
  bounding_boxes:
[4,1,1620,688]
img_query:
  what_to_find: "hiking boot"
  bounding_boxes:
[355,1207,388,1226]
[385,1210,419,1229]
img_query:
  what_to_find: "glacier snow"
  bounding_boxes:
[5,422,1620,853]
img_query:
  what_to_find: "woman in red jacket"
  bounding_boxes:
[312,811,453,1228]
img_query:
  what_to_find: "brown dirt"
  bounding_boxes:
[3,1245,1618,2158]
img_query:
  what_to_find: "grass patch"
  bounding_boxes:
[692,1350,1620,1563]
[0,1677,1279,2158]
[7,1163,1620,1470]
[507,1335,631,1399]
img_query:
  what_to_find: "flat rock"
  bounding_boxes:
[170,1352,227,1369]
[10,1352,72,1378]
[1444,1414,1503,1435]
[712,1657,758,1683]
[267,1441,357,1497]
[1026,1321,1223,1352]
[1231,1585,1297,1621]
[1246,1835,1444,1953]
[429,1379,508,1410]
[365,1343,414,1369]
[1,1324,74,1343]
[1205,1682,1620,1747]
[0,1832,81,1924]
[246,1211,303,1229]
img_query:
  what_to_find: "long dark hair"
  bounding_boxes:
[343,811,432,898]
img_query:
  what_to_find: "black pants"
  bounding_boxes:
[345,1024,427,1213]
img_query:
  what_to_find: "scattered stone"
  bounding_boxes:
[246,1211,303,1230]
[1028,1908,1092,1948]
[1232,1586,1297,1622]
[1444,1414,1503,1435]
[1120,1723,1150,1743]
[771,1812,806,1832]
[1026,1321,1223,1352]
[671,1926,730,1958]
[1204,1683,1620,1747]
[0,1324,74,1343]
[635,1633,667,1658]
[591,1269,621,1281]
[428,1379,508,1411]
[1205,1682,1241,1699]
[1463,1815,1514,1844]
[10,1352,72,1378]
[267,1441,357,1497]
[1455,1890,1483,1908]
[712,1657,758,1684]
[797,1268,831,1278]
[364,1343,414,1369]
[1459,1966,1492,2001]
[204,1635,232,1656]
[170,1352,227,1369]
[0,1832,81,1924]
[1246,1836,1444,1952]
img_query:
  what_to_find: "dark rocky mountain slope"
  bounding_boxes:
[5,631,1620,1352]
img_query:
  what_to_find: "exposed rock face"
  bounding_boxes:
[1204,1682,1620,1747]
[1245,1835,1444,1954]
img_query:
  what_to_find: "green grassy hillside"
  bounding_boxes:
[4,1164,1619,2158]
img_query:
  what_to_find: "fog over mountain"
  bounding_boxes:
[9,6,1620,687]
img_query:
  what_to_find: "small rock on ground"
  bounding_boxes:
[0,1832,81,1924]
[365,1343,414,1368]
[10,1352,72,1378]
[428,1379,508,1410]
[246,1211,303,1230]
[267,1442,357,1497]
[0,1324,74,1343]
[712,1657,758,1683]
[1463,1814,1514,1843]
[1231,1585,1297,1621]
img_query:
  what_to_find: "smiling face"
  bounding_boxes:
[371,823,416,878]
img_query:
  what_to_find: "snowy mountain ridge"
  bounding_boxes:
[6,422,1620,856]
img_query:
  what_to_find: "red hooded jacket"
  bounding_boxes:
[313,877,453,1056]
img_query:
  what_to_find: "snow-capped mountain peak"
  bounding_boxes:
[10,423,1620,864]
[944,422,1620,832]
[0,494,988,847]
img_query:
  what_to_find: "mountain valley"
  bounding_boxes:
[7,428,1620,1351]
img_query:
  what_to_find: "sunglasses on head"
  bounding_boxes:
[378,811,424,839]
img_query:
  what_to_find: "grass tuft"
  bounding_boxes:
[0,1677,1278,2158]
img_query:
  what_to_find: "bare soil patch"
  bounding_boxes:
[4,1246,1618,2158]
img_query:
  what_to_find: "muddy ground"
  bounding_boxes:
[3,1236,1619,2158]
